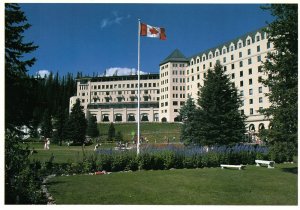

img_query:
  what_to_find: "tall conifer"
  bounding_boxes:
[196,63,246,146]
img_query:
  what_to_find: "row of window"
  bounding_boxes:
[187,54,264,76]
[189,38,271,65]
[90,96,160,103]
[240,97,264,107]
[240,86,264,97]
[172,86,186,91]
[172,77,186,83]
[91,82,158,90]
[86,89,159,97]
[241,107,264,116]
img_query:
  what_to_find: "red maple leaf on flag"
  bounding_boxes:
[149,27,159,35]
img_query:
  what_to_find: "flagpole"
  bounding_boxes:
[137,19,141,155]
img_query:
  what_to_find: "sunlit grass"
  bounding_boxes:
[47,164,298,205]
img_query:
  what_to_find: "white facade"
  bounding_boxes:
[70,27,273,136]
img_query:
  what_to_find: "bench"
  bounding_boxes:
[220,164,245,170]
[255,160,275,168]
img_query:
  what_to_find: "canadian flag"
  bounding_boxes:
[140,23,166,40]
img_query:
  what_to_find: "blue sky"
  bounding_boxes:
[20,3,275,77]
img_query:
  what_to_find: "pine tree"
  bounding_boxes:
[179,97,198,145]
[115,131,123,143]
[52,107,67,145]
[5,3,46,204]
[86,115,99,138]
[5,3,38,129]
[40,109,53,138]
[107,123,116,141]
[196,63,246,146]
[260,4,298,161]
[64,99,87,145]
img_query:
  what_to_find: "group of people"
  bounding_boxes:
[43,137,50,150]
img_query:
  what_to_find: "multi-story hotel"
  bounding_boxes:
[70,26,274,137]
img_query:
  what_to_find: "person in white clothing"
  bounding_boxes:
[46,138,50,149]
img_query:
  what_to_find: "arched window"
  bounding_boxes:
[161,117,167,122]
[255,32,261,42]
[230,43,235,51]
[249,124,255,131]
[174,116,181,122]
[128,113,136,122]
[238,40,243,48]
[222,46,227,54]
[259,123,265,130]
[102,114,109,122]
[115,114,122,122]
[141,114,149,122]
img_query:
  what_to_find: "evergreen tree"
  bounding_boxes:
[86,115,99,138]
[196,63,246,146]
[107,123,116,141]
[179,97,198,145]
[5,3,38,129]
[64,99,87,145]
[40,109,53,138]
[260,4,298,161]
[115,131,123,143]
[5,3,46,204]
[52,107,67,145]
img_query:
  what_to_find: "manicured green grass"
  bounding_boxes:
[47,164,297,205]
[98,122,182,143]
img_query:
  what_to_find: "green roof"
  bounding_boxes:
[160,49,188,65]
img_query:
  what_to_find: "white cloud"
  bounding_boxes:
[35,70,50,78]
[104,67,147,76]
[100,11,130,29]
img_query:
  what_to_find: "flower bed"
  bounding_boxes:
[41,144,269,176]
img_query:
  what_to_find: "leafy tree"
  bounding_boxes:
[86,114,99,138]
[196,63,246,146]
[261,4,298,161]
[64,99,87,145]
[107,123,116,141]
[5,133,47,204]
[179,97,198,145]
[5,3,38,129]
[40,109,53,138]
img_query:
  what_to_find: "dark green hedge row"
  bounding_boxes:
[41,150,269,175]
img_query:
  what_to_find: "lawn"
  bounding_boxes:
[47,164,297,205]
[98,122,182,143]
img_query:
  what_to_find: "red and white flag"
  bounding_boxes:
[140,23,166,40]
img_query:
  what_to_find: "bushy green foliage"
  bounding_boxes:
[86,115,99,138]
[196,63,246,146]
[64,99,87,145]
[107,123,116,141]
[40,146,270,176]
[5,133,47,204]
[179,97,198,145]
[40,109,53,138]
[260,4,298,159]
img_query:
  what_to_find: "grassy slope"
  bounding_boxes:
[28,123,181,163]
[98,122,182,143]
[47,164,298,205]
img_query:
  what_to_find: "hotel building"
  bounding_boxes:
[70,27,274,136]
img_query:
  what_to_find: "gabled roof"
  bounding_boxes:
[160,49,189,66]
[189,26,267,61]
